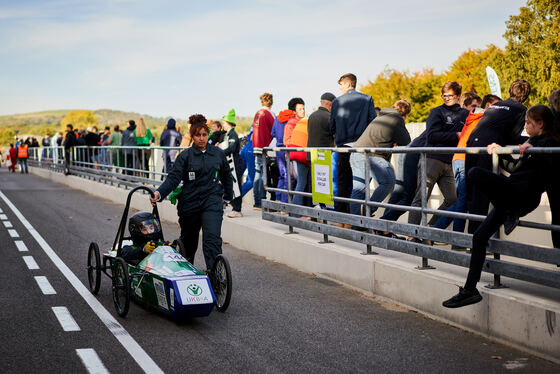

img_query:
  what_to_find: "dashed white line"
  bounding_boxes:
[15,240,29,252]
[22,255,39,270]
[34,276,56,295]
[52,306,81,332]
[76,349,110,374]
[8,229,19,238]
[0,213,7,220]
[3,220,12,228]
[0,190,164,374]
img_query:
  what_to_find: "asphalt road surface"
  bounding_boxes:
[0,167,558,374]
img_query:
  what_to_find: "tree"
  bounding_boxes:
[61,110,98,130]
[502,0,560,104]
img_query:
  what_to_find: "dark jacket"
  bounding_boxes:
[121,125,137,155]
[63,131,75,150]
[160,128,182,147]
[329,89,377,146]
[222,128,243,175]
[467,98,528,148]
[208,130,226,146]
[354,107,411,161]
[157,145,233,214]
[425,103,469,163]
[307,107,334,148]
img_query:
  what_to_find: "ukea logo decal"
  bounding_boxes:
[187,284,202,296]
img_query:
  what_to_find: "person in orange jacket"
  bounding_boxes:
[17,139,29,174]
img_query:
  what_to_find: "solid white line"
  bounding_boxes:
[34,276,56,295]
[8,229,19,238]
[76,349,110,374]
[23,255,39,270]
[0,213,7,220]
[3,220,13,228]
[0,190,164,374]
[52,306,81,331]
[15,240,29,252]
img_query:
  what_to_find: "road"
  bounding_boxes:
[0,167,558,373]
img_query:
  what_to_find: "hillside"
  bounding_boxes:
[0,109,253,146]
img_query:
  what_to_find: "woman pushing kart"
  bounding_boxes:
[150,114,233,273]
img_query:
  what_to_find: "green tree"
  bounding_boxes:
[502,0,560,104]
[61,110,98,130]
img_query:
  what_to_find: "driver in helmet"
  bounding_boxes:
[121,211,162,265]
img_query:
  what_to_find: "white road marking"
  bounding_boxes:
[3,220,13,228]
[15,240,29,252]
[23,255,39,270]
[0,213,7,220]
[76,349,110,374]
[0,190,164,374]
[52,306,81,331]
[8,229,19,238]
[34,276,56,295]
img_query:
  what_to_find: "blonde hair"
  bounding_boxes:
[136,117,147,137]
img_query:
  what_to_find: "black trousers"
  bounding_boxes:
[335,150,352,213]
[465,153,493,234]
[464,167,541,290]
[178,207,223,271]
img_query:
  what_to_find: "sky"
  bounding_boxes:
[0,0,527,119]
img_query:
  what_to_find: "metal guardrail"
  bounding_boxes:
[26,144,560,289]
[261,145,560,290]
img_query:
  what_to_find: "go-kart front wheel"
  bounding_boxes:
[87,242,101,294]
[212,254,232,312]
[111,258,130,317]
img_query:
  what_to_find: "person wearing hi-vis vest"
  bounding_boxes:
[17,139,29,174]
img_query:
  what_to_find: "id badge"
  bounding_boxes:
[188,171,196,181]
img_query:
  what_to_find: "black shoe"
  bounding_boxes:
[375,230,404,240]
[442,287,482,308]
[503,213,519,235]
[351,225,367,232]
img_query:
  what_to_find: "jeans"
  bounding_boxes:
[292,161,311,217]
[241,147,255,197]
[275,151,288,203]
[253,154,264,207]
[433,159,467,232]
[349,154,395,216]
[408,157,457,226]
[381,152,420,221]
[19,158,28,173]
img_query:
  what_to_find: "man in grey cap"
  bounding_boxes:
[307,92,336,149]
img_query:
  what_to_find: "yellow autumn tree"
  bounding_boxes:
[60,110,98,131]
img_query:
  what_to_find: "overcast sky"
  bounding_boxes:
[0,0,526,119]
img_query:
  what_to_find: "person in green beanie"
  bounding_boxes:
[220,109,244,218]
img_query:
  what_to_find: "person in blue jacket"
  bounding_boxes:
[150,114,233,271]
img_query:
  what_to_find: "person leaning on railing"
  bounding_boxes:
[348,99,412,225]
[443,105,560,308]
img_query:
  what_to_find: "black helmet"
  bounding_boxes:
[128,212,161,244]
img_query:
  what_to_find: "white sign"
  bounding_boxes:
[153,278,168,310]
[314,164,330,195]
[176,278,213,305]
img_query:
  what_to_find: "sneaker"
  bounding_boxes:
[442,287,482,308]
[253,205,262,211]
[226,211,243,218]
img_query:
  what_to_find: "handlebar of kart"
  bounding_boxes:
[113,185,164,256]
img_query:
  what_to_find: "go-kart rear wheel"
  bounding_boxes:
[87,242,101,294]
[212,254,232,312]
[111,258,130,317]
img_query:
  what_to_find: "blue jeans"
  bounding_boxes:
[253,154,264,207]
[433,159,467,232]
[275,151,288,203]
[292,161,311,216]
[381,152,419,221]
[19,158,29,173]
[349,154,395,216]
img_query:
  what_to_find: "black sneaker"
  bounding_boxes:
[442,287,482,308]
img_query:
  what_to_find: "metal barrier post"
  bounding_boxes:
[285,150,297,234]
[486,151,506,289]
[417,152,434,270]
[362,151,376,255]
[262,151,268,211]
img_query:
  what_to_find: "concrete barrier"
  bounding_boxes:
[30,166,560,363]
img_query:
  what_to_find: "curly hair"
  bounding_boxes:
[188,114,209,139]
[260,93,273,107]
